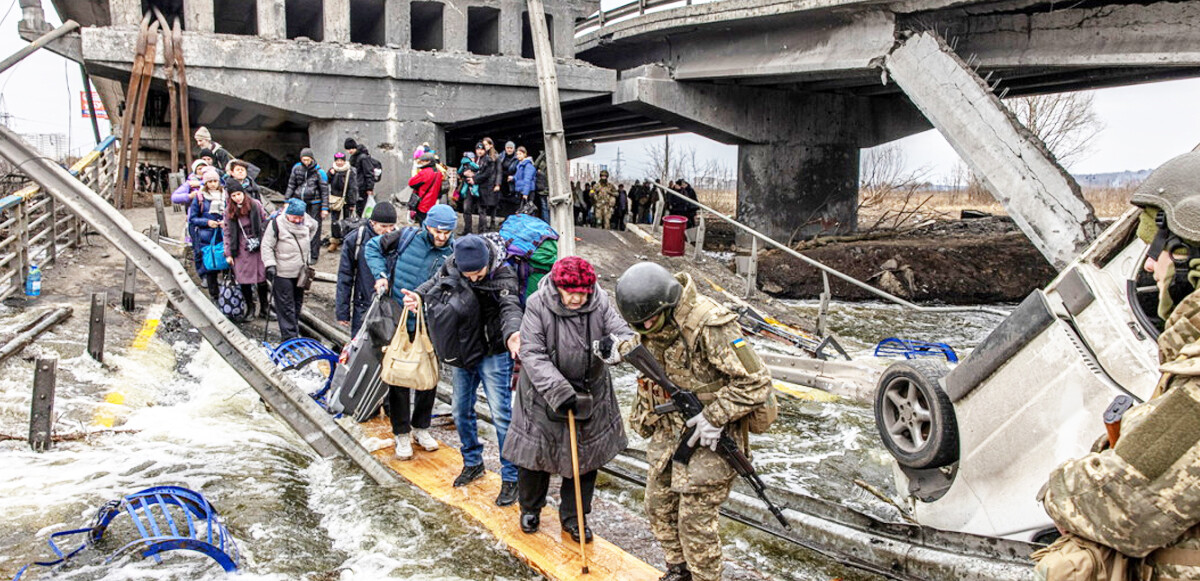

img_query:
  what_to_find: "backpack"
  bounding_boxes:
[496,214,559,302]
[368,155,383,182]
[423,272,484,369]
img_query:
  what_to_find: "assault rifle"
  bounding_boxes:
[624,344,791,529]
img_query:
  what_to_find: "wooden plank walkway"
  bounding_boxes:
[361,417,663,581]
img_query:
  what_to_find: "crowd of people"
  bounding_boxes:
[568,174,700,231]
[172,125,761,581]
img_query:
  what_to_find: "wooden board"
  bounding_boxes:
[361,417,662,581]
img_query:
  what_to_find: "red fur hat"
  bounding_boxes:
[551,256,596,293]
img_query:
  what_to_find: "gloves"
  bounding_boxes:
[557,394,578,414]
[685,413,723,451]
[592,333,622,365]
[265,266,276,282]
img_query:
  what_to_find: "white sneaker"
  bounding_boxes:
[394,434,413,460]
[413,428,439,452]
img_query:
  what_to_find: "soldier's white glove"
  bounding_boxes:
[686,414,722,451]
[592,334,622,365]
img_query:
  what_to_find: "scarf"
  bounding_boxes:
[225,198,263,260]
[203,187,226,216]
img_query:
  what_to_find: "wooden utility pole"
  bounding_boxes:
[526,0,575,258]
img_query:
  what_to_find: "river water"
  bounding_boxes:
[0,299,1005,581]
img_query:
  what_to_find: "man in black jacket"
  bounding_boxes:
[285,147,330,262]
[335,202,397,337]
[345,138,377,218]
[404,234,524,506]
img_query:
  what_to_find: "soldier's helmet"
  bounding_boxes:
[1131,151,1200,243]
[615,262,683,325]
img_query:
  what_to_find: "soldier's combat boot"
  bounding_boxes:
[659,563,692,581]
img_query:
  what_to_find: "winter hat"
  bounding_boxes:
[344,138,358,150]
[199,148,214,159]
[464,152,476,161]
[505,141,516,149]
[551,256,596,293]
[191,159,208,173]
[201,168,221,183]
[424,204,458,231]
[475,142,485,150]
[454,235,489,273]
[334,152,346,159]
[418,151,435,164]
[226,180,244,193]
[194,126,212,141]
[371,201,397,225]
[286,198,307,216]
[299,147,315,160]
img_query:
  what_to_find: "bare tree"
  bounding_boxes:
[641,137,687,183]
[858,144,935,231]
[1007,92,1104,168]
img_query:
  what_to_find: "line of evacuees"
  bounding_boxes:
[172,125,752,581]
[571,176,700,231]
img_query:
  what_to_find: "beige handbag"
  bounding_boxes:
[380,297,440,390]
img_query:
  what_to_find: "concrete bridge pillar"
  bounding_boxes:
[738,143,859,243]
[258,0,286,39]
[325,0,351,43]
[184,0,214,33]
[385,0,412,48]
[308,119,445,203]
[108,0,140,26]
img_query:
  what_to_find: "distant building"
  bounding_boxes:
[22,133,68,161]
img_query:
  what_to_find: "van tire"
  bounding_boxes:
[874,359,959,469]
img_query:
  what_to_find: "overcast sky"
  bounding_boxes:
[3,0,1199,181]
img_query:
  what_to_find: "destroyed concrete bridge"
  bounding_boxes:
[19,0,1200,268]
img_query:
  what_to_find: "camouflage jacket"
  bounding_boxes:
[593,182,617,210]
[629,272,772,492]
[1042,291,1200,578]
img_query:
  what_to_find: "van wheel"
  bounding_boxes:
[874,359,959,469]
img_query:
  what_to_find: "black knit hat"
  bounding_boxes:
[199,148,214,159]
[371,201,397,224]
[226,180,244,193]
[344,138,358,150]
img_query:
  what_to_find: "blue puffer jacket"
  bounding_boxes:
[364,227,454,301]
[335,225,378,332]
[513,158,537,197]
[188,195,224,276]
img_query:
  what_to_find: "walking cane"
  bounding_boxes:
[567,409,589,574]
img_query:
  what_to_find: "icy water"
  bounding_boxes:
[0,299,1004,581]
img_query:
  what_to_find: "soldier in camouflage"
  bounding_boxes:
[604,262,772,581]
[1037,150,1200,581]
[593,171,617,230]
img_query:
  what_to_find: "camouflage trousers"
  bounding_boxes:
[645,462,733,581]
[595,205,612,229]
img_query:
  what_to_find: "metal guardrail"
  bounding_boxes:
[0,136,119,302]
[575,0,698,35]
[646,181,1011,317]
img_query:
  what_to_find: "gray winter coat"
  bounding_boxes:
[502,277,634,476]
[262,214,318,278]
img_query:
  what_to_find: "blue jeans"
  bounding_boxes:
[452,352,517,482]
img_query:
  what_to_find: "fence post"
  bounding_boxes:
[88,292,106,362]
[693,213,706,261]
[29,357,57,452]
[744,236,758,298]
[153,194,170,237]
[122,258,137,311]
[818,271,831,337]
[47,196,59,265]
[14,202,30,292]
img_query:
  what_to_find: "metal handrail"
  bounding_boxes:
[647,182,1010,316]
[0,135,119,301]
[575,0,694,34]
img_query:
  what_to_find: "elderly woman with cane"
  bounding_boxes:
[502,256,634,545]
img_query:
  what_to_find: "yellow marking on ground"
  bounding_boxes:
[703,276,726,293]
[361,417,662,581]
[93,302,166,427]
[773,380,839,403]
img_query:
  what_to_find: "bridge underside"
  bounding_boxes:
[559,0,1200,263]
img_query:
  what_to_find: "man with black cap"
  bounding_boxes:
[336,201,397,337]
[405,234,524,506]
[285,147,330,262]
[345,138,376,217]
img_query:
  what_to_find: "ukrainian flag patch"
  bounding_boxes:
[730,336,761,373]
